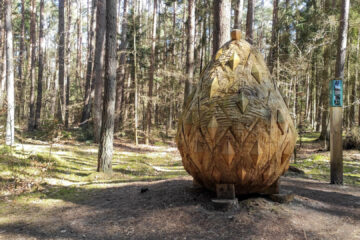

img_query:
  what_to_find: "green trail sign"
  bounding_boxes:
[330,80,343,107]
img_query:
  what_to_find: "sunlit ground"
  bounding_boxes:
[0,140,187,225]
[293,132,360,186]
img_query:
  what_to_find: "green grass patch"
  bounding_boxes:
[0,142,186,202]
[297,132,320,143]
[291,154,360,186]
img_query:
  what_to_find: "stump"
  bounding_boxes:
[176,30,297,195]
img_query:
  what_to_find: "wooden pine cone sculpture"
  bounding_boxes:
[176,31,297,195]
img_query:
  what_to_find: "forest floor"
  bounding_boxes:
[0,132,360,239]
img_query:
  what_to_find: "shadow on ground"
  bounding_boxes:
[1,176,360,240]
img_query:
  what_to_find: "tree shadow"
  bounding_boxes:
[1,177,359,239]
[281,177,360,221]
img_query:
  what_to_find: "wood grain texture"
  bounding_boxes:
[176,37,297,195]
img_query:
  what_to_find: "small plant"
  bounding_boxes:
[0,145,13,156]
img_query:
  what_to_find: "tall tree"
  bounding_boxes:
[5,0,14,145]
[97,0,118,173]
[133,0,139,145]
[64,0,72,128]
[356,31,360,126]
[233,0,244,30]
[213,0,231,56]
[76,0,83,96]
[80,0,97,126]
[183,0,196,104]
[35,0,44,129]
[114,0,128,130]
[18,0,25,120]
[331,0,350,185]
[28,0,36,130]
[58,0,65,123]
[319,0,331,140]
[245,0,254,44]
[93,0,106,142]
[145,0,158,145]
[0,0,5,110]
[267,0,278,74]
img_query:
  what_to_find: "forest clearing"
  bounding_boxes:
[1,0,360,239]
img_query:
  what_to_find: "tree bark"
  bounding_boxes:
[356,31,360,126]
[213,0,231,57]
[58,0,65,124]
[245,0,254,44]
[76,0,83,97]
[233,0,244,30]
[0,0,5,110]
[115,0,128,131]
[18,0,25,120]
[65,0,72,128]
[97,0,118,173]
[81,0,97,126]
[28,0,37,130]
[184,0,196,104]
[5,0,15,145]
[93,0,106,142]
[133,0,138,145]
[319,0,331,140]
[145,0,158,145]
[35,0,44,129]
[268,0,278,74]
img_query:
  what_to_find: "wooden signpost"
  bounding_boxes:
[330,80,343,184]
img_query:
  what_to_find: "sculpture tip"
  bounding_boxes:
[231,29,242,41]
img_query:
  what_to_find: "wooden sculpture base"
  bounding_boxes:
[216,184,236,199]
[262,179,280,195]
[212,183,239,211]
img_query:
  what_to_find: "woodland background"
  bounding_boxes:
[0,0,359,145]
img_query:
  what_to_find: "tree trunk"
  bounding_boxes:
[93,0,106,142]
[0,0,5,110]
[18,0,25,120]
[35,0,44,129]
[115,0,128,131]
[65,0,72,128]
[0,45,5,110]
[233,0,244,30]
[58,0,65,124]
[213,0,231,57]
[97,0,118,173]
[80,0,97,126]
[319,0,331,140]
[145,0,157,145]
[28,0,36,130]
[183,0,196,104]
[268,0,278,74]
[245,0,254,44]
[5,0,15,145]
[133,0,138,145]
[51,60,58,117]
[76,0,83,97]
[356,31,360,126]
[331,0,350,185]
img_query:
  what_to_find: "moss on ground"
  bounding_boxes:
[0,142,186,204]
[291,154,360,186]
[297,132,320,143]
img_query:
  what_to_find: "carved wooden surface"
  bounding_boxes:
[176,32,297,195]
